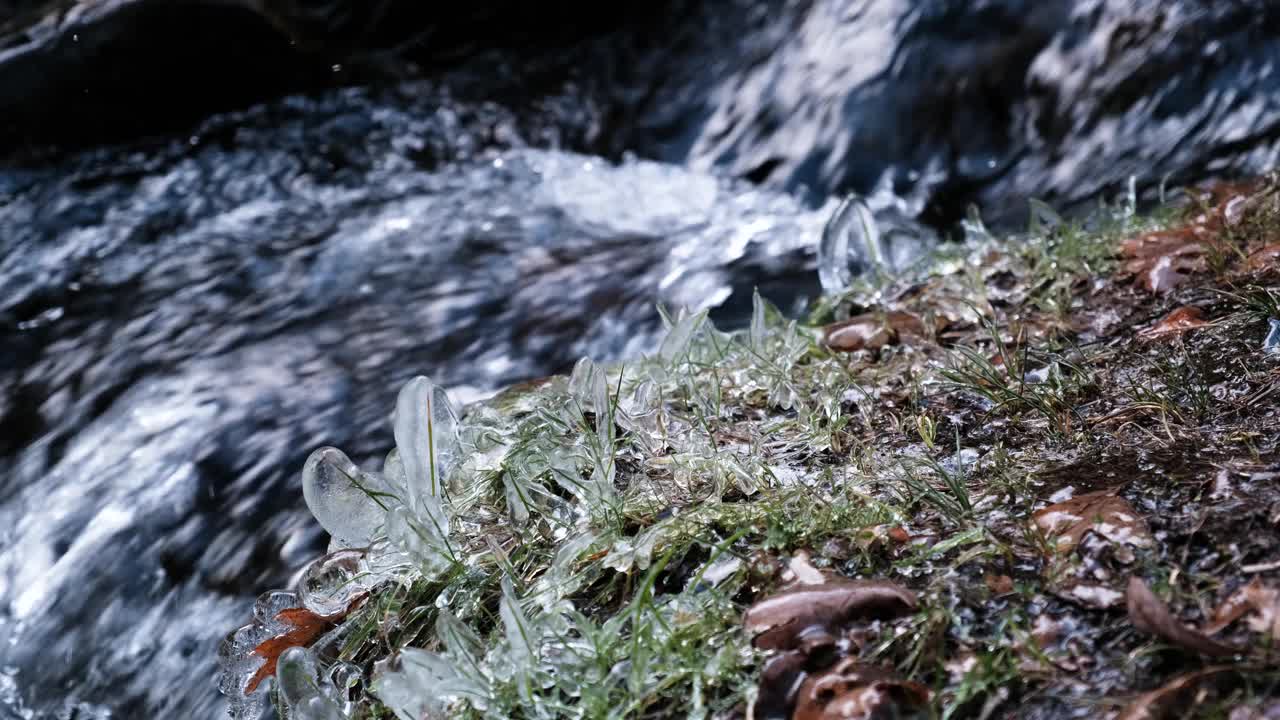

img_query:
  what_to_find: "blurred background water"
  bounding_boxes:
[1,1,1279,716]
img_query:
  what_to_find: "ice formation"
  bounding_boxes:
[301,447,394,548]
[1265,318,1280,354]
[816,190,937,295]
[219,374,465,718]
[392,376,459,531]
[818,196,878,294]
[297,549,375,617]
[218,590,308,718]
[276,647,346,720]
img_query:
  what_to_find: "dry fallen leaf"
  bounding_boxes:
[1204,578,1264,635]
[1139,306,1210,340]
[1119,177,1272,293]
[791,659,930,720]
[745,580,918,650]
[823,311,927,353]
[985,573,1015,596]
[1246,244,1280,271]
[245,606,340,693]
[1206,578,1280,640]
[1116,667,1234,720]
[1122,229,1207,293]
[750,650,808,720]
[1126,576,1240,658]
[1033,490,1153,554]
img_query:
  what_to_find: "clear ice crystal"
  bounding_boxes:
[657,309,707,365]
[392,376,459,528]
[254,589,300,628]
[1028,197,1063,234]
[386,505,453,575]
[372,647,485,720]
[381,448,409,501]
[563,358,619,514]
[276,647,346,720]
[301,447,393,548]
[818,195,878,294]
[298,549,372,617]
[216,616,273,718]
[961,204,993,244]
[1265,318,1280,354]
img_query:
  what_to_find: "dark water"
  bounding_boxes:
[2,1,1280,717]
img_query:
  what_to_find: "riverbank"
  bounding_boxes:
[220,176,1280,719]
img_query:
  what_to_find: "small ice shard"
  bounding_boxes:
[393,376,459,528]
[1028,198,1063,233]
[499,578,536,680]
[658,309,708,364]
[302,447,393,548]
[564,357,619,514]
[277,646,346,720]
[617,379,661,452]
[372,647,486,720]
[328,661,363,700]
[818,196,878,294]
[961,204,993,244]
[567,357,603,412]
[255,589,301,629]
[381,449,409,503]
[217,623,271,719]
[1264,318,1280,354]
[298,549,372,617]
[386,505,454,575]
[750,288,768,351]
[602,522,665,573]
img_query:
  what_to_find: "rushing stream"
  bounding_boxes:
[3,1,1280,717]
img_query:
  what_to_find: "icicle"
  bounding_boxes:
[818,196,878,294]
[302,447,394,548]
[392,376,459,530]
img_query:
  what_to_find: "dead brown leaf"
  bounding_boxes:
[1205,578,1264,635]
[1121,229,1207,293]
[1139,306,1210,340]
[823,311,927,353]
[1206,578,1280,640]
[1033,490,1153,554]
[985,573,1014,596]
[791,659,930,720]
[1126,576,1240,658]
[751,650,808,720]
[1116,667,1235,720]
[1119,177,1274,292]
[246,606,337,693]
[1246,244,1280,271]
[745,580,918,651]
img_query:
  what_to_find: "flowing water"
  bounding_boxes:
[3,1,1280,717]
